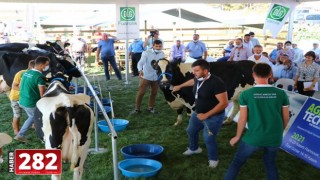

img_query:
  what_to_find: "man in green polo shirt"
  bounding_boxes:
[224,63,289,180]
[14,56,50,142]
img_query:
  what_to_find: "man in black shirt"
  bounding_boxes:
[173,60,228,168]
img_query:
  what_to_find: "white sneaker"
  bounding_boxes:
[182,147,202,156]
[209,160,219,168]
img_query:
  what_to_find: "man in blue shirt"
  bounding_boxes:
[269,42,283,64]
[96,33,122,80]
[185,34,207,60]
[129,38,145,77]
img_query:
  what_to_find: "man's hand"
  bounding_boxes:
[197,113,208,121]
[139,71,144,78]
[172,85,181,92]
[229,136,240,147]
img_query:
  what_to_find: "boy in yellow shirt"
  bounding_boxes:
[8,60,35,135]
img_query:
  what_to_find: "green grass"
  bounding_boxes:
[0,67,320,180]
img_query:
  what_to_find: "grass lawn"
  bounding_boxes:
[0,64,319,180]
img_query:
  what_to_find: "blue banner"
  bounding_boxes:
[281,97,320,169]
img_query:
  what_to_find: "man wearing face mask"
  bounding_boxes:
[276,41,294,63]
[14,56,50,142]
[279,59,297,80]
[172,60,228,168]
[129,38,145,77]
[248,45,273,67]
[133,40,165,114]
[228,38,252,61]
[185,34,207,60]
[243,34,253,52]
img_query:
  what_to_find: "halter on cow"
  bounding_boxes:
[154,59,255,126]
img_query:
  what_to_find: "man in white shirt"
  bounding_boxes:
[248,45,273,67]
[70,32,87,69]
[170,40,185,63]
[292,43,304,66]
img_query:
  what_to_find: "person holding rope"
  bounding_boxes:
[172,59,228,168]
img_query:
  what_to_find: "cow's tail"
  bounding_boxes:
[69,117,79,171]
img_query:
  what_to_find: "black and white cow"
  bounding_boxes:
[34,80,94,180]
[0,49,81,93]
[0,41,66,55]
[154,59,255,125]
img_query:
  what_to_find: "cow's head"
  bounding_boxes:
[152,58,174,89]
[44,73,71,97]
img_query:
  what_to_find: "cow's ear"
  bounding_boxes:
[151,60,158,70]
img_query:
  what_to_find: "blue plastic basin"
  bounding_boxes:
[98,119,129,133]
[121,144,164,160]
[90,98,113,107]
[118,158,162,178]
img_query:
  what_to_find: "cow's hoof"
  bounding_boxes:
[173,121,182,126]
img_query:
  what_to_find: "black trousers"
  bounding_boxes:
[297,81,315,97]
[132,53,142,76]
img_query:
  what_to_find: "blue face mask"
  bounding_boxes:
[154,49,161,53]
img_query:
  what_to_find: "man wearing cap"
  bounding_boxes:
[249,32,260,46]
[170,39,185,63]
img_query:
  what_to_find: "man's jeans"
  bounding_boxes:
[18,105,36,137]
[224,140,279,180]
[101,56,122,80]
[186,112,224,160]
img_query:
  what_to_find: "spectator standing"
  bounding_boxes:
[96,33,122,80]
[170,39,185,63]
[129,38,145,77]
[269,42,283,64]
[294,51,320,97]
[143,29,164,49]
[134,40,165,114]
[249,32,260,46]
[224,63,289,180]
[292,43,304,66]
[14,56,50,142]
[228,38,252,61]
[185,34,207,60]
[242,34,253,52]
[172,60,228,168]
[9,60,35,135]
[70,32,88,69]
[311,42,320,55]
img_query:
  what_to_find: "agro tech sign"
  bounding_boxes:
[267,4,289,23]
[120,7,136,21]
